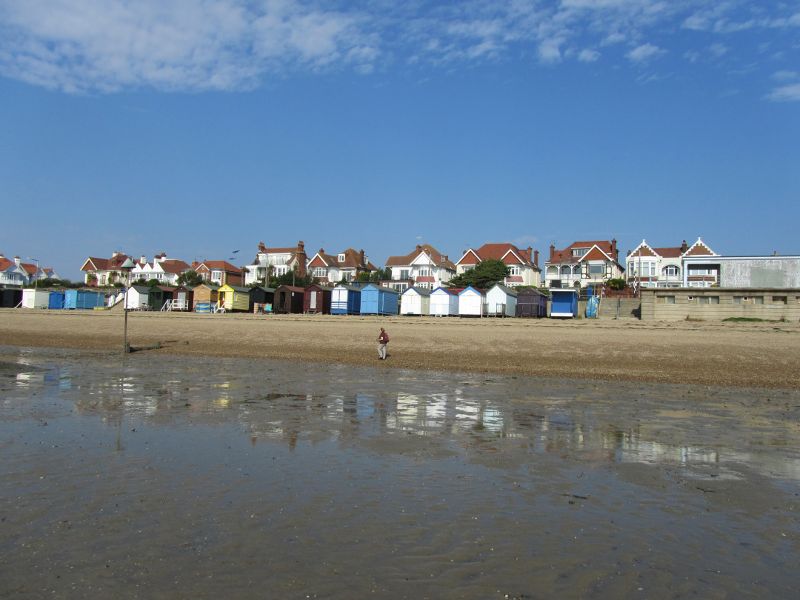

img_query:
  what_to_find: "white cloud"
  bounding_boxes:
[578,48,600,62]
[0,0,798,97]
[772,70,799,82]
[0,0,377,92]
[709,42,728,58]
[766,83,800,102]
[626,43,665,63]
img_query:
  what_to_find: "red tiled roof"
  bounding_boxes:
[0,258,13,271]
[549,241,616,264]
[386,244,456,270]
[159,259,191,274]
[652,247,682,258]
[457,243,536,267]
[194,260,241,272]
[81,253,131,271]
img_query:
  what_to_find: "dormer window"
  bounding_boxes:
[338,253,345,263]
[572,248,588,257]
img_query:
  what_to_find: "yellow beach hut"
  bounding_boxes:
[218,284,250,312]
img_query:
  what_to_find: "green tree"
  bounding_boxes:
[369,267,391,282]
[605,278,627,291]
[177,269,204,287]
[448,259,509,289]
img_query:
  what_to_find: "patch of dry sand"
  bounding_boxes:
[1,308,798,389]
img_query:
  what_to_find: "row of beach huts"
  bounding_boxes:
[4,282,583,318]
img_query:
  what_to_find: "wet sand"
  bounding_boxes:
[1,308,799,389]
[1,347,799,598]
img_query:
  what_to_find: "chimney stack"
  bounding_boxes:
[533,250,539,267]
[359,249,365,265]
[611,238,617,261]
[14,255,21,266]
[680,240,688,253]
[549,244,555,261]
[416,244,422,252]
[140,255,146,265]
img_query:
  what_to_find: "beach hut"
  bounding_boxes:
[22,288,50,309]
[430,287,459,317]
[304,284,333,314]
[170,286,193,311]
[274,285,305,314]
[550,289,579,318]
[486,284,518,317]
[65,289,106,310]
[515,288,548,318]
[218,284,250,312]
[0,288,23,308]
[48,290,65,309]
[248,286,275,313]
[125,285,157,310]
[360,284,399,316]
[458,286,486,317]
[400,286,430,316]
[192,284,219,311]
[331,285,362,315]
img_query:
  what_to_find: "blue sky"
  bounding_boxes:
[1,0,798,279]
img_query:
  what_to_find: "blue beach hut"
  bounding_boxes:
[332,284,362,315]
[360,284,399,316]
[64,289,106,310]
[48,291,65,309]
[550,289,579,318]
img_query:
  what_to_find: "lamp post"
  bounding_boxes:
[120,258,135,353]
[27,257,39,288]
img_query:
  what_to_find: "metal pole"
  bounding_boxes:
[123,285,129,353]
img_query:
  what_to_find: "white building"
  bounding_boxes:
[244,241,308,285]
[626,238,718,289]
[129,253,191,286]
[307,248,376,283]
[455,243,541,287]
[80,251,134,286]
[384,244,456,292]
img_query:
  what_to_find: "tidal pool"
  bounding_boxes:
[1,347,799,599]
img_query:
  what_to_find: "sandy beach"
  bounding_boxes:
[1,308,798,389]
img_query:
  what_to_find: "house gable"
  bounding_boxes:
[683,238,717,257]
[628,242,659,258]
[456,249,481,266]
[579,245,614,262]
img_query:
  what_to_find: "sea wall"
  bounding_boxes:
[641,288,800,321]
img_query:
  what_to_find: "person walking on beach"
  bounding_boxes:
[377,327,389,360]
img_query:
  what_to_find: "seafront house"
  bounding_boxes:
[307,248,376,283]
[544,240,624,289]
[80,251,133,286]
[384,244,456,292]
[0,254,40,287]
[243,241,308,285]
[193,260,243,286]
[625,238,718,290]
[129,253,192,286]
[455,243,541,287]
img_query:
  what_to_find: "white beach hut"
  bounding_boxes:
[486,284,518,317]
[400,286,431,316]
[125,285,151,310]
[21,288,50,309]
[430,286,459,316]
[458,286,486,317]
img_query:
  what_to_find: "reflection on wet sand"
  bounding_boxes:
[8,352,798,482]
[1,347,799,599]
